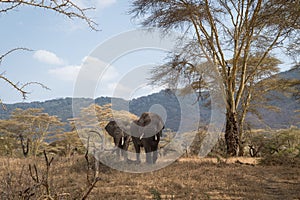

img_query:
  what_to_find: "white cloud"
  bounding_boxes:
[48,65,81,81]
[33,50,64,65]
[96,0,117,9]
[81,56,119,82]
[48,56,120,83]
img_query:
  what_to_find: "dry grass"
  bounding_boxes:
[0,156,299,199]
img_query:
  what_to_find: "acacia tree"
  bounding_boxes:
[0,108,64,157]
[0,118,27,156]
[47,119,85,157]
[130,0,300,155]
[10,108,64,157]
[0,0,97,102]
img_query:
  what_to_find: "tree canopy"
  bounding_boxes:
[131,0,300,155]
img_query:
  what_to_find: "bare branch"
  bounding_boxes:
[29,164,39,183]
[0,48,32,65]
[20,81,51,91]
[0,73,51,99]
[0,0,99,30]
[0,73,28,99]
[0,48,50,104]
[0,2,21,12]
[0,0,99,103]
[81,177,101,200]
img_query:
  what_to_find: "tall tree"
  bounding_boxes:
[130,0,300,155]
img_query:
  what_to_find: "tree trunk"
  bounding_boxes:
[237,113,247,156]
[237,117,246,156]
[20,136,30,158]
[225,111,239,156]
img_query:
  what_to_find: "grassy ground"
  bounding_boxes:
[0,156,299,199]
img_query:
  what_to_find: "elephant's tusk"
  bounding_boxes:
[121,137,124,145]
[140,133,144,140]
[155,135,157,141]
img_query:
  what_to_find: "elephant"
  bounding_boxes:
[130,112,164,164]
[105,120,131,161]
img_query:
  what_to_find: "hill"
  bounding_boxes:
[0,68,299,130]
[248,67,300,129]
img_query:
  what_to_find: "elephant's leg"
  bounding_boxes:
[133,138,141,164]
[143,139,153,164]
[122,136,131,161]
[114,137,122,159]
[152,144,158,164]
[145,148,153,164]
[152,133,161,164]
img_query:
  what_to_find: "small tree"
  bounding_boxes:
[47,119,85,157]
[0,119,26,156]
[10,108,64,157]
[76,103,137,130]
[72,103,138,153]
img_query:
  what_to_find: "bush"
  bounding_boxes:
[188,130,207,156]
[258,127,300,166]
[259,151,300,167]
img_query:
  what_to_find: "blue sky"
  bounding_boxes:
[0,0,168,103]
[0,0,294,104]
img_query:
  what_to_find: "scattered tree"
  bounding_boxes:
[1,108,64,157]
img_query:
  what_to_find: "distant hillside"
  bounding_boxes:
[0,68,299,130]
[248,67,300,129]
[0,90,210,131]
[129,90,212,132]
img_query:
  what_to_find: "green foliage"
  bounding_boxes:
[246,127,300,166]
[149,188,162,200]
[259,151,300,167]
[208,137,227,158]
[0,108,64,157]
[0,136,18,156]
[46,131,85,156]
[76,103,137,129]
[188,130,207,156]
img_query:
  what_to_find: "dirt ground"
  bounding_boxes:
[0,156,299,199]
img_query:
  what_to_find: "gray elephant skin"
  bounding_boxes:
[130,112,165,164]
[104,120,131,161]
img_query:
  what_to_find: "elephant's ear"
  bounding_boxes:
[158,121,165,131]
[155,113,165,131]
[149,112,165,131]
[105,121,116,137]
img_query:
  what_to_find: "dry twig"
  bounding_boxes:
[0,0,98,30]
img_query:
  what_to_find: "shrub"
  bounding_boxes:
[259,151,300,167]
[259,127,300,166]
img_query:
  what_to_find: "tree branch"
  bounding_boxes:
[0,0,99,30]
[0,48,32,65]
[0,1,21,12]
